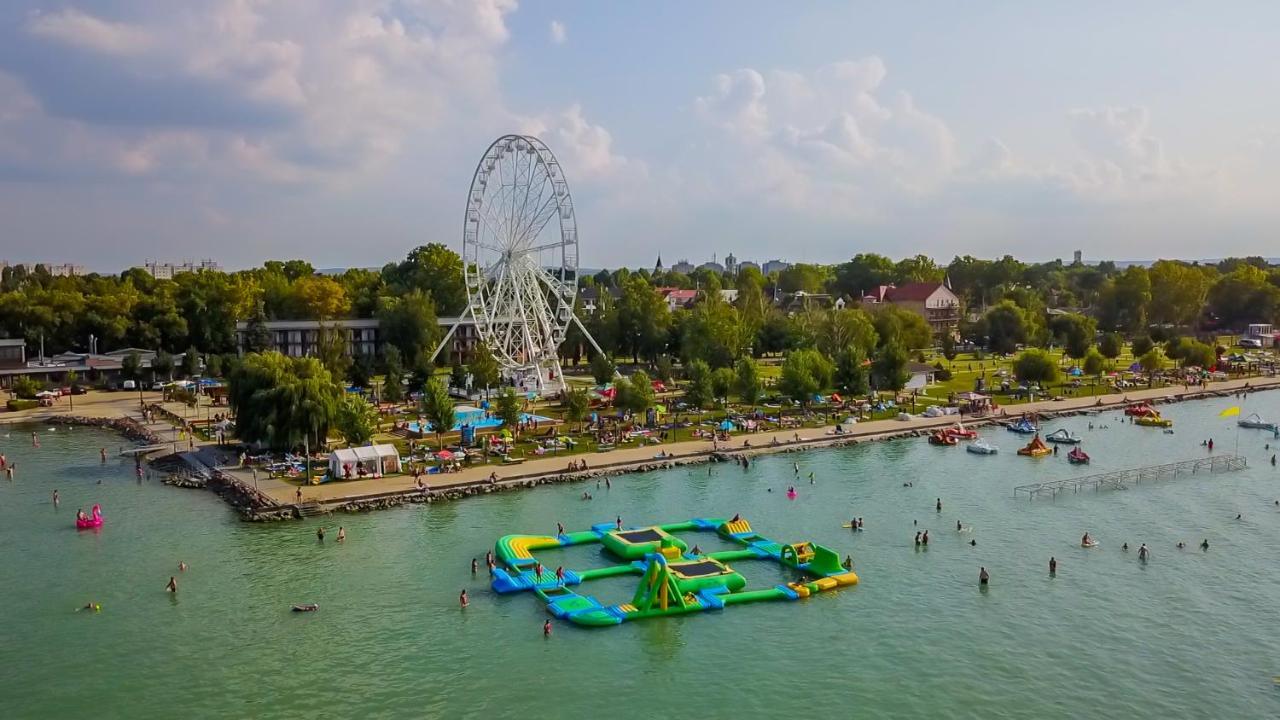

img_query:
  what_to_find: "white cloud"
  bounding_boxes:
[25,8,153,56]
[549,20,566,45]
[518,104,640,180]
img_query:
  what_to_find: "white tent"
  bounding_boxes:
[329,444,401,479]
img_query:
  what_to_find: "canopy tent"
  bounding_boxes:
[329,444,401,479]
[718,420,735,431]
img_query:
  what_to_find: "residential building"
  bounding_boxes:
[0,338,26,369]
[580,285,621,314]
[0,345,160,388]
[233,316,482,361]
[761,259,790,276]
[139,259,222,279]
[0,262,86,277]
[877,282,961,338]
[657,288,699,311]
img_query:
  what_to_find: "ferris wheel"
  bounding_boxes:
[432,135,603,395]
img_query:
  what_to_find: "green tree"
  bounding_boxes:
[180,346,202,377]
[710,367,736,405]
[205,354,224,379]
[779,349,834,407]
[871,342,909,393]
[1148,260,1213,327]
[872,305,931,351]
[682,295,747,367]
[1049,313,1097,359]
[1082,348,1105,382]
[380,346,405,403]
[334,394,379,446]
[348,352,373,389]
[590,353,616,386]
[382,244,468,315]
[243,304,273,353]
[616,275,671,363]
[1131,336,1154,357]
[449,362,468,390]
[315,327,350,383]
[468,343,500,399]
[834,346,870,397]
[684,359,714,409]
[376,290,442,369]
[1138,348,1165,384]
[1013,349,1060,385]
[734,357,762,407]
[121,351,142,381]
[562,387,591,431]
[983,301,1029,354]
[1180,341,1216,369]
[495,387,522,434]
[1098,332,1123,362]
[419,376,456,449]
[1096,266,1152,333]
[833,253,896,297]
[13,376,40,399]
[777,264,831,293]
[227,352,343,450]
[616,370,656,415]
[940,333,957,361]
[151,351,174,381]
[654,355,675,384]
[1207,265,1280,327]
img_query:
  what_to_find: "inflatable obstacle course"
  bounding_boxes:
[490,517,858,627]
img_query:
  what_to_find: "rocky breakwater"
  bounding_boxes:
[47,415,161,444]
[208,470,293,521]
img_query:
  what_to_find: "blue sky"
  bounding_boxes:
[1,1,1277,271]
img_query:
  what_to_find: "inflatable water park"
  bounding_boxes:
[490,517,858,627]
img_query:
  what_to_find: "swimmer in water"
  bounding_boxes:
[316,526,325,542]
[459,589,469,608]
[1049,557,1057,574]
[956,520,963,532]
[979,567,990,585]
[1200,539,1209,551]
[337,527,346,542]
[922,530,929,546]
[178,561,188,572]
[1081,532,1093,546]
[52,489,59,506]
[471,558,478,575]
[79,602,101,612]
[842,555,854,570]
[1176,542,1185,549]
[165,576,178,592]
[1137,544,1150,561]
[544,619,553,636]
[1122,543,1129,551]
[914,531,921,546]
[969,539,977,546]
[100,448,107,463]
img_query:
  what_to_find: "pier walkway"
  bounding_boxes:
[1013,455,1248,500]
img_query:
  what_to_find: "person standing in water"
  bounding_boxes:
[543,619,553,637]
[165,576,178,592]
[316,526,325,542]
[922,530,930,546]
[100,448,107,463]
[1200,538,1209,551]
[1138,544,1150,560]
[936,498,942,512]
[914,531,921,546]
[337,527,346,542]
[52,489,60,507]
[471,558,478,575]
[979,567,990,585]
[459,589,469,608]
[1049,557,1057,575]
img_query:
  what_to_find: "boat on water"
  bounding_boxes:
[928,430,958,446]
[1133,409,1173,428]
[944,423,978,440]
[1125,403,1154,416]
[1017,434,1052,457]
[1045,428,1082,444]
[1237,413,1277,431]
[1067,447,1090,464]
[1007,417,1039,434]
[966,438,998,455]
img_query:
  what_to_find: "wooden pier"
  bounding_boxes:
[1013,455,1248,500]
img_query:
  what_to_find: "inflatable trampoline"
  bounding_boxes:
[490,517,858,627]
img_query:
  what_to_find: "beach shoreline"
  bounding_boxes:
[233,375,1280,519]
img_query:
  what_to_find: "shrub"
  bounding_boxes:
[6,399,38,412]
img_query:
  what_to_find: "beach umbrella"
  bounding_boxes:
[719,420,735,431]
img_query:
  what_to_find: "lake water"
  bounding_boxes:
[3,393,1280,719]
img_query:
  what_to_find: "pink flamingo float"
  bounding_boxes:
[76,504,103,530]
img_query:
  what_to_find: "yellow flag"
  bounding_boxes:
[1219,406,1241,418]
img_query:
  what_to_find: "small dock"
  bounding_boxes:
[120,444,174,457]
[1013,455,1248,500]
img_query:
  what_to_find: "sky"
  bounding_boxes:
[2,1,1278,272]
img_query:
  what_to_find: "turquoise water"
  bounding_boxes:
[3,394,1280,719]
